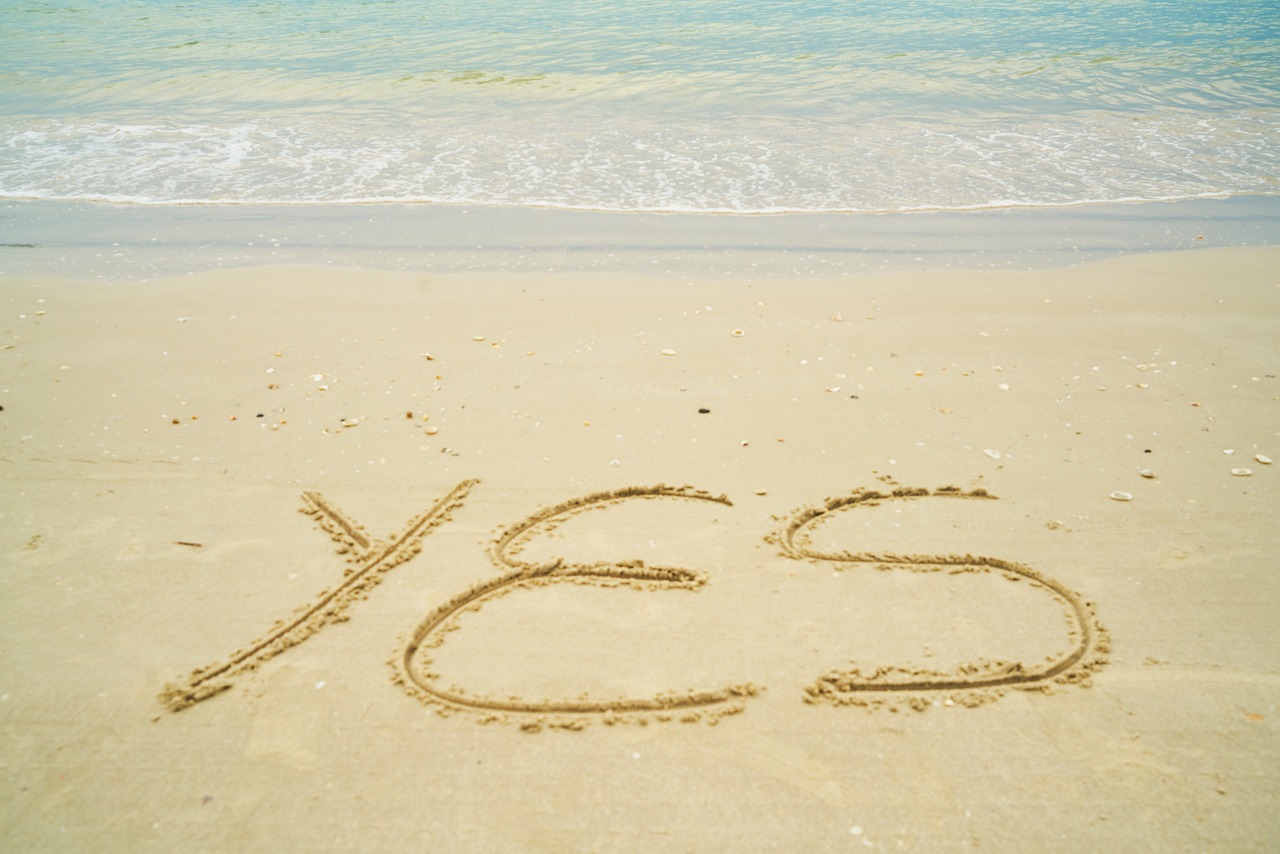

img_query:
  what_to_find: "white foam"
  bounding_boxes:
[2,109,1278,213]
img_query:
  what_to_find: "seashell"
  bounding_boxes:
[1255,454,1272,465]
[1231,468,1252,477]
[425,425,439,435]
[1139,469,1156,478]
[1109,491,1133,501]
[661,349,676,356]
[731,329,745,337]
[983,449,1002,460]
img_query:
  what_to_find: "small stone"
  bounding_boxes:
[661,349,676,356]
[341,418,359,428]
[754,489,767,496]
[425,425,439,435]
[698,408,710,414]
[472,336,485,342]
[1139,469,1156,478]
[1110,491,1133,501]
[1223,449,1235,455]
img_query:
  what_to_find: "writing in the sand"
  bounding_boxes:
[160,480,1108,729]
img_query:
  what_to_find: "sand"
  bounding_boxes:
[1,238,1278,851]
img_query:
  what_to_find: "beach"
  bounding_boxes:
[2,208,1277,849]
[3,0,1279,847]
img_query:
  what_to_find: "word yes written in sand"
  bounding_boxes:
[160,481,1109,731]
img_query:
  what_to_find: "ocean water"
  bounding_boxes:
[2,0,1278,213]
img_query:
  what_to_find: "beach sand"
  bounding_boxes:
[1,241,1277,850]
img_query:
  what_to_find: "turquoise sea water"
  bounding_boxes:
[2,0,1278,212]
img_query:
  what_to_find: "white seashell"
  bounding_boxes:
[1139,469,1156,478]
[1256,454,1272,465]
[1109,491,1133,501]
[1231,468,1252,477]
[731,329,745,337]
[661,349,676,356]
[983,449,1002,460]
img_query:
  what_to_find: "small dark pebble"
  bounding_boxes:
[698,408,711,414]
[256,413,265,418]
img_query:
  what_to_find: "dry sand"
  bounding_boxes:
[1,243,1277,850]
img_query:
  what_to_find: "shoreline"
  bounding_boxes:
[3,195,1280,281]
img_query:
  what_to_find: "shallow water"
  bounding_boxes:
[2,0,1278,211]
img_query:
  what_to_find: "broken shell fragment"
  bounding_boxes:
[1255,454,1272,465]
[1109,491,1134,501]
[1139,468,1156,479]
[1231,468,1252,477]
